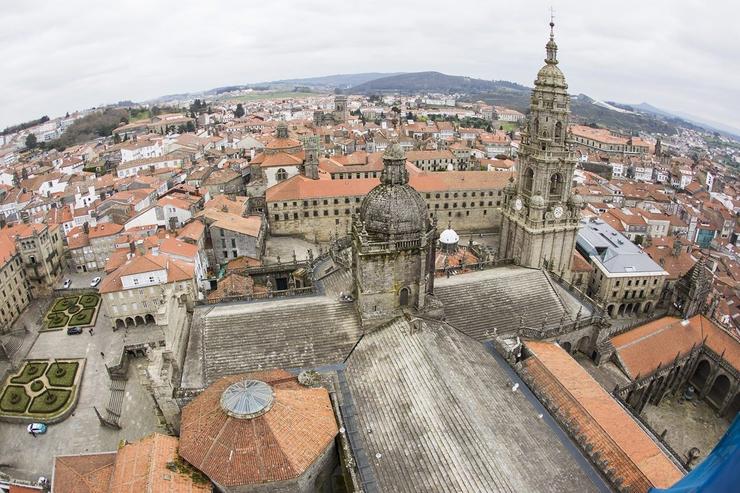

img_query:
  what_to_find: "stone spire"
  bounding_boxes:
[380,142,409,186]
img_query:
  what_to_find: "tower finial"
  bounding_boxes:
[545,8,558,64]
[550,7,555,37]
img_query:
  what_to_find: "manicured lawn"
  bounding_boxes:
[10,362,48,384]
[46,362,79,387]
[0,385,30,413]
[69,308,95,326]
[29,389,72,414]
[46,311,69,329]
[79,293,100,308]
[52,297,79,313]
[30,380,44,392]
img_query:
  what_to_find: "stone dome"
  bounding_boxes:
[439,228,460,245]
[569,194,584,207]
[530,194,545,208]
[359,142,428,239]
[360,184,428,238]
[535,63,567,89]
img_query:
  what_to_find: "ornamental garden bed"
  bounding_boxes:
[0,358,85,423]
[43,293,101,331]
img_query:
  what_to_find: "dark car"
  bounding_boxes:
[66,326,83,335]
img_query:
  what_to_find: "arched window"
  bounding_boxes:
[554,121,562,139]
[533,118,539,136]
[549,173,563,198]
[276,168,288,182]
[523,168,534,194]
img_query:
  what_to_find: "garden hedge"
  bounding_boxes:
[46,312,69,329]
[0,385,30,413]
[79,294,101,308]
[69,308,95,326]
[10,362,49,384]
[46,362,79,387]
[52,297,79,313]
[28,389,72,414]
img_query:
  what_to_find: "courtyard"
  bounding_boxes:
[0,300,165,482]
[642,392,731,467]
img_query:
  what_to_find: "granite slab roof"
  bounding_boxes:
[343,318,600,493]
[434,266,591,340]
[195,295,362,386]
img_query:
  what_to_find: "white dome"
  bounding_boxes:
[439,228,460,245]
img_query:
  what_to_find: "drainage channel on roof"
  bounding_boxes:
[220,379,274,419]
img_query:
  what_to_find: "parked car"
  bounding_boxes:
[66,326,83,335]
[63,279,72,289]
[27,423,47,435]
[90,277,101,287]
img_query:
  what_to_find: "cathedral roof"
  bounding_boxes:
[344,318,602,492]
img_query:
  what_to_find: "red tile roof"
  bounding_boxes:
[179,369,337,487]
[108,433,210,493]
[52,452,117,493]
[523,340,684,490]
[610,315,740,379]
[99,252,195,294]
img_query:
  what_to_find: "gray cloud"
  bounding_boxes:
[0,0,737,130]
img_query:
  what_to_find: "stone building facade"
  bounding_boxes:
[5,223,64,296]
[499,25,581,276]
[267,171,508,242]
[0,237,31,333]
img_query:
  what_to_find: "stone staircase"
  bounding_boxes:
[435,267,575,341]
[317,266,353,298]
[104,379,127,426]
[203,296,362,384]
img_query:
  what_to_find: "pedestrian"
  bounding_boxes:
[89,328,94,336]
[31,431,36,438]
[100,351,104,358]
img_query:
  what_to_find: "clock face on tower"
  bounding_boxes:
[553,205,564,219]
[514,198,523,211]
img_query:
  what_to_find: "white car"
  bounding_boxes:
[90,277,101,287]
[62,279,72,289]
[27,423,47,434]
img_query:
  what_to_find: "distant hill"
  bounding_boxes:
[268,73,403,90]
[628,103,740,139]
[349,71,528,94]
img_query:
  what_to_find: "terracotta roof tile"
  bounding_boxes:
[523,340,684,490]
[179,370,337,487]
[611,315,740,379]
[53,452,117,493]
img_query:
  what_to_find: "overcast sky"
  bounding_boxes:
[1,0,738,131]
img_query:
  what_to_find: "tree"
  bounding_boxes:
[25,133,37,149]
[113,133,121,144]
[186,121,195,132]
[234,103,245,118]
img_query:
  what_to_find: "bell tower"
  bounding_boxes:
[499,19,582,276]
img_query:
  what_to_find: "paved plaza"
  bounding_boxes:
[0,301,164,482]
